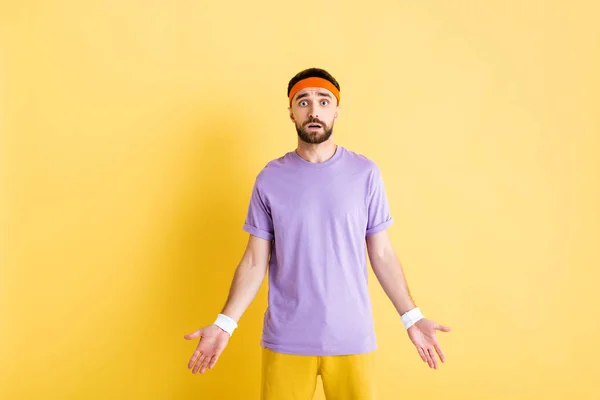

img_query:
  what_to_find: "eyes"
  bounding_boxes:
[299,99,329,107]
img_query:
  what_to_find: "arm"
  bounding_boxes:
[221,234,272,322]
[184,233,271,374]
[366,230,451,370]
[366,230,416,316]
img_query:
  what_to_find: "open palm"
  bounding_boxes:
[183,324,230,374]
[407,318,451,369]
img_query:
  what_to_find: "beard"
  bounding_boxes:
[295,119,334,144]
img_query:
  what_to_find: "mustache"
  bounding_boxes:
[304,118,325,126]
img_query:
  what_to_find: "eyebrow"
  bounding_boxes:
[295,91,332,101]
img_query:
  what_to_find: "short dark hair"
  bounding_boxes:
[287,68,341,99]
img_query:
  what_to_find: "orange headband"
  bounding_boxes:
[288,77,340,106]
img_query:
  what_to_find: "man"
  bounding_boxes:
[184,68,451,399]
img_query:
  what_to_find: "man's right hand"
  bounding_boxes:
[184,324,231,374]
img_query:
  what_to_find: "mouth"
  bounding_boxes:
[307,124,322,129]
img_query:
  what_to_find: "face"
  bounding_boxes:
[289,87,339,144]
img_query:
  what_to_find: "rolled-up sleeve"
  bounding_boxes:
[242,177,274,241]
[365,166,393,237]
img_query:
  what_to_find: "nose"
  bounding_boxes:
[308,105,319,119]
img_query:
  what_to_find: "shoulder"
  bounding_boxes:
[341,146,381,174]
[341,147,388,196]
[253,150,294,186]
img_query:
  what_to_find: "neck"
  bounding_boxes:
[295,139,338,163]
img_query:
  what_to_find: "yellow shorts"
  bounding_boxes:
[260,347,376,400]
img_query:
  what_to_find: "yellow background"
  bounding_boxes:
[1,1,599,399]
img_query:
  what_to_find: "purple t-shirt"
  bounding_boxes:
[242,145,393,356]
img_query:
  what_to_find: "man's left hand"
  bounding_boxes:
[407,318,451,369]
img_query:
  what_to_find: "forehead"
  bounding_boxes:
[293,87,335,101]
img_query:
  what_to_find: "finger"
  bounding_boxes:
[424,347,434,368]
[425,348,433,369]
[434,343,445,363]
[193,353,206,374]
[207,344,226,370]
[184,329,202,340]
[208,354,220,369]
[417,347,427,362]
[200,357,210,374]
[204,354,217,371]
[188,349,202,369]
[215,346,226,357]
[435,324,451,332]
[427,348,437,369]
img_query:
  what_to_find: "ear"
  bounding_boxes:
[288,106,295,122]
[333,106,340,122]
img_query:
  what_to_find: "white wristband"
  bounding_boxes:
[213,313,238,336]
[401,307,424,330]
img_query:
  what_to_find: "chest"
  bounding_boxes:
[267,171,369,226]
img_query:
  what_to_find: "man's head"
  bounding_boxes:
[287,68,340,144]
